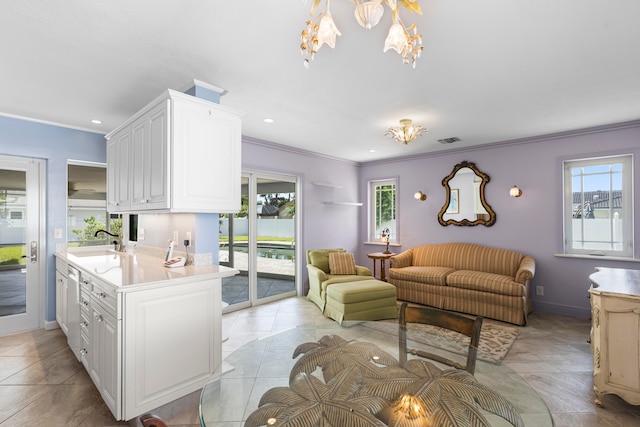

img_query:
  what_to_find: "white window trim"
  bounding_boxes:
[562,154,634,258]
[368,177,398,244]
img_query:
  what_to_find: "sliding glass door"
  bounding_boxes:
[220,172,297,311]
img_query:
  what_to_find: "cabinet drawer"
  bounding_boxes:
[80,275,91,293]
[90,277,117,315]
[79,332,90,371]
[80,292,91,314]
[80,310,91,336]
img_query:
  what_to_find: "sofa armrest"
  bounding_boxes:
[390,249,413,269]
[515,256,536,283]
[355,265,373,276]
[307,264,328,296]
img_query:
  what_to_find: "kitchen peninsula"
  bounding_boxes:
[55,246,237,421]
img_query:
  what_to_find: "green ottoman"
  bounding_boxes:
[325,279,398,325]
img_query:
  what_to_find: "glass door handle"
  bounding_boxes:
[21,241,37,262]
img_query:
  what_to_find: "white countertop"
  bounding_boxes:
[589,267,640,297]
[57,247,238,290]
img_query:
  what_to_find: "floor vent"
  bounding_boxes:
[438,137,461,144]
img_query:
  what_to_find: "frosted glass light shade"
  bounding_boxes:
[317,12,341,49]
[354,1,384,30]
[384,22,407,53]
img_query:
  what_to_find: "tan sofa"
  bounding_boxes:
[388,242,535,325]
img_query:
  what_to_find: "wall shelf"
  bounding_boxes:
[312,181,343,188]
[323,201,363,206]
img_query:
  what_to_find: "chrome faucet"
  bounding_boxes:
[94,229,125,252]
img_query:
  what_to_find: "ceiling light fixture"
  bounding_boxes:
[91,119,102,124]
[301,0,424,68]
[385,119,427,144]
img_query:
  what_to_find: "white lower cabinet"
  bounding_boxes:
[72,269,222,421]
[55,268,68,334]
[122,279,221,420]
[90,301,120,418]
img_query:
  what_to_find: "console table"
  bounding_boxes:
[589,267,640,407]
[200,321,554,426]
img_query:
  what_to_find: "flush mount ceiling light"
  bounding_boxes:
[300,0,424,68]
[385,119,427,144]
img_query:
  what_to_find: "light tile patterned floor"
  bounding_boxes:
[1,297,639,426]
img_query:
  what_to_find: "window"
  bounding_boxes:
[369,179,397,242]
[563,154,633,257]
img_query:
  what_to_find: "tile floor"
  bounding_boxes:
[1,296,639,426]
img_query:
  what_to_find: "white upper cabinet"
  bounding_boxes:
[106,129,131,212]
[106,89,243,213]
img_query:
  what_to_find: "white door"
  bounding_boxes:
[0,155,44,335]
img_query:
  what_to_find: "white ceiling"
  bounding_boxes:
[1,0,639,163]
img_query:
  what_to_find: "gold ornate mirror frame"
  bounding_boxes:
[438,161,496,227]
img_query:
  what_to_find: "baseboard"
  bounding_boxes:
[44,320,60,330]
[532,300,591,319]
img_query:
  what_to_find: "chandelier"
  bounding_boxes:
[385,119,427,144]
[300,0,424,68]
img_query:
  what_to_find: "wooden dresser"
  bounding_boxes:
[589,267,640,406]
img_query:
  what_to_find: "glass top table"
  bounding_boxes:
[200,321,554,427]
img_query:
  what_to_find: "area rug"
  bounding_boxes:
[364,318,519,364]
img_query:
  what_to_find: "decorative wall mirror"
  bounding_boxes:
[438,161,496,226]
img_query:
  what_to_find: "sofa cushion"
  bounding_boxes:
[389,266,455,286]
[446,270,525,297]
[308,249,345,274]
[328,252,357,275]
[321,275,374,292]
[412,243,524,277]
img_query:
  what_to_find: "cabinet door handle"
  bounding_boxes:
[94,292,106,299]
[80,349,88,356]
[82,300,89,306]
[81,321,88,328]
[95,314,104,322]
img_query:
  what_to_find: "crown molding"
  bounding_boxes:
[242,135,359,166]
[0,112,104,135]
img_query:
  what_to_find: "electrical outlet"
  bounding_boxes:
[535,286,544,296]
[173,230,179,243]
[186,232,192,246]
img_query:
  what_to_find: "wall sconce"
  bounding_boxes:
[380,227,391,254]
[414,191,427,201]
[509,185,523,197]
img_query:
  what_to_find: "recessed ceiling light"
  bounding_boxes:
[369,149,376,153]
[91,119,103,124]
[263,118,274,123]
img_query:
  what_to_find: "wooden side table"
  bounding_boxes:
[367,252,396,282]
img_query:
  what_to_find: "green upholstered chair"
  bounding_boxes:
[306,248,372,313]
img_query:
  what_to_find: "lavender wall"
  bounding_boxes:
[242,137,361,293]
[358,122,640,318]
[0,115,106,323]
